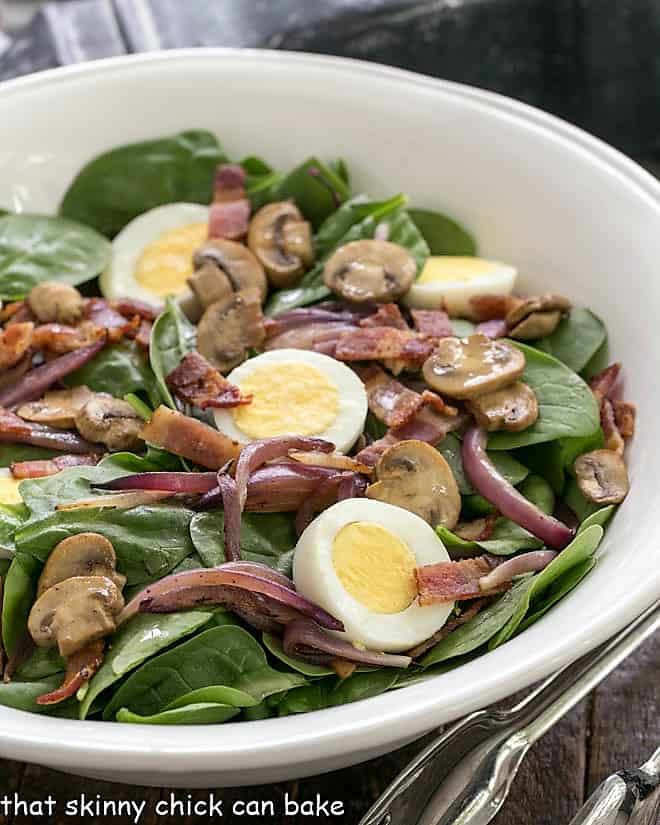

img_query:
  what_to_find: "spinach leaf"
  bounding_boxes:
[103,625,306,719]
[243,702,274,721]
[329,158,350,186]
[278,669,399,715]
[116,703,240,725]
[0,502,26,559]
[262,632,335,677]
[65,341,161,408]
[0,559,10,577]
[0,444,62,468]
[0,677,68,714]
[15,646,64,681]
[488,343,600,450]
[578,505,615,533]
[535,308,606,373]
[164,685,257,709]
[517,429,604,494]
[581,339,610,380]
[276,157,351,229]
[1,552,40,657]
[0,213,111,300]
[16,504,196,586]
[408,208,477,255]
[241,156,283,211]
[60,130,226,238]
[190,511,296,575]
[79,610,213,719]
[563,477,600,522]
[150,296,197,408]
[422,577,536,667]
[438,433,529,495]
[519,558,596,632]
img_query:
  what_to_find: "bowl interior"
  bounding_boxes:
[0,50,658,782]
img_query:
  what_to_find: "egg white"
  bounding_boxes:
[99,202,209,303]
[213,349,368,454]
[293,498,454,652]
[403,256,517,316]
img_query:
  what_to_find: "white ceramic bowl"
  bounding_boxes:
[0,49,658,788]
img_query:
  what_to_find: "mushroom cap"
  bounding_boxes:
[191,239,268,304]
[28,575,124,657]
[37,532,126,597]
[423,334,526,400]
[248,201,314,288]
[574,448,630,504]
[75,396,143,452]
[366,439,461,529]
[506,294,571,339]
[509,310,562,340]
[197,287,265,374]
[466,381,539,432]
[323,239,417,303]
[18,385,95,429]
[27,281,84,325]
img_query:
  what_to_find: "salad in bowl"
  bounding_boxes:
[0,130,634,725]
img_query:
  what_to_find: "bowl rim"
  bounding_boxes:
[1,47,659,774]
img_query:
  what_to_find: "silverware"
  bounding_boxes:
[359,599,660,825]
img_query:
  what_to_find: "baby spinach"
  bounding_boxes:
[103,625,306,720]
[0,444,62,468]
[519,558,596,632]
[79,610,213,719]
[1,552,40,657]
[276,157,351,229]
[116,703,240,725]
[0,213,111,300]
[563,477,601,522]
[165,685,258,709]
[517,429,604,494]
[65,340,161,408]
[278,669,399,715]
[190,511,296,575]
[60,130,226,238]
[0,677,67,714]
[15,646,64,681]
[488,343,600,450]
[408,208,477,255]
[578,505,616,533]
[0,502,26,559]
[241,156,283,210]
[438,432,529,495]
[262,633,335,677]
[150,297,197,408]
[421,577,536,667]
[535,308,607,374]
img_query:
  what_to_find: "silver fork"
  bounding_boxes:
[359,599,660,825]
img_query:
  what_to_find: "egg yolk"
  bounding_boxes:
[134,222,208,297]
[417,256,497,284]
[332,522,418,614]
[232,362,339,439]
[0,476,23,505]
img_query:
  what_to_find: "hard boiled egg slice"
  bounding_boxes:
[213,349,368,454]
[100,203,209,303]
[293,498,454,653]
[0,469,23,506]
[403,256,517,316]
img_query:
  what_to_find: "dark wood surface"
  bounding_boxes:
[0,631,657,824]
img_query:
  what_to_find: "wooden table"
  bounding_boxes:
[0,632,656,824]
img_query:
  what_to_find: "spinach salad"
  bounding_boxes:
[0,130,634,724]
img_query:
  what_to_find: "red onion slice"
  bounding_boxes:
[295,472,352,536]
[283,619,411,669]
[478,550,557,591]
[337,473,368,501]
[0,408,102,454]
[119,567,343,631]
[0,338,106,408]
[216,472,241,562]
[475,319,509,339]
[462,426,575,549]
[99,472,218,494]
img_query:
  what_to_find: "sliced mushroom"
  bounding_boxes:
[247,202,314,288]
[178,290,204,324]
[27,282,84,325]
[197,287,265,373]
[37,533,126,597]
[28,575,124,656]
[366,439,461,529]
[506,294,571,339]
[574,449,630,505]
[75,396,143,452]
[422,334,525,400]
[466,381,539,432]
[18,385,95,428]
[190,239,268,305]
[323,239,416,303]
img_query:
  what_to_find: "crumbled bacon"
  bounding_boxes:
[140,405,241,469]
[364,371,425,430]
[130,319,153,350]
[469,294,522,322]
[265,322,357,354]
[589,363,621,403]
[421,390,458,417]
[2,302,35,326]
[613,400,636,439]
[601,397,625,454]
[588,364,635,453]
[0,322,33,370]
[416,555,507,605]
[208,163,250,240]
[112,298,161,322]
[11,453,101,480]
[84,299,139,342]
[0,301,26,323]
[407,599,488,658]
[31,322,105,354]
[36,640,105,706]
[166,351,252,410]
[410,309,453,338]
[359,304,408,330]
[453,515,498,542]
[335,327,436,369]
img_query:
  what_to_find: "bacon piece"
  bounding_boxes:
[0,301,26,323]
[335,327,436,369]
[112,298,162,321]
[31,322,105,354]
[85,298,139,342]
[140,405,241,469]
[3,302,34,326]
[601,397,625,454]
[416,555,508,605]
[410,309,453,338]
[366,373,425,430]
[264,305,363,337]
[166,351,251,410]
[208,164,250,240]
[588,363,621,403]
[36,640,104,706]
[613,400,636,439]
[360,304,408,330]
[10,453,100,480]
[131,319,152,350]
[407,599,488,658]
[469,294,522,322]
[0,322,33,370]
[453,515,498,542]
[421,390,458,416]
[264,321,357,353]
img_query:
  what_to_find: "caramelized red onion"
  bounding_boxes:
[283,619,411,669]
[475,319,509,339]
[0,408,102,454]
[216,472,241,562]
[99,472,218,494]
[244,463,341,512]
[118,566,343,631]
[338,473,369,500]
[0,338,106,408]
[295,472,353,536]
[478,550,557,591]
[462,426,574,549]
